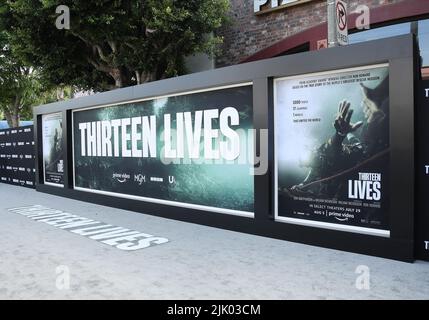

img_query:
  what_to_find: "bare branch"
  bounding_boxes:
[107,41,117,53]
[135,71,141,84]
[70,31,92,46]
[87,57,113,73]
[124,42,137,51]
[94,45,111,63]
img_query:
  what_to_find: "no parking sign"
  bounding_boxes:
[336,0,348,45]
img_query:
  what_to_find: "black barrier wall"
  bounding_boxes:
[0,125,35,188]
[417,80,429,261]
[33,35,417,262]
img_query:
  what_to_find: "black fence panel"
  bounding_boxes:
[0,125,35,188]
[416,80,429,261]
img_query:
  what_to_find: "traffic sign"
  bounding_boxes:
[335,0,348,45]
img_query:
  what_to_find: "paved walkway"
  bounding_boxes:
[0,184,428,299]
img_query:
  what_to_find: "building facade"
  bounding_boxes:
[216,0,429,78]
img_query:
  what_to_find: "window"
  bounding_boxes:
[349,19,429,68]
[349,22,411,44]
[419,19,429,67]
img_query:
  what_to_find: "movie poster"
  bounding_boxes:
[42,113,64,186]
[275,64,390,235]
[73,84,254,216]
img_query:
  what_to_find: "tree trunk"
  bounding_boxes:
[4,111,19,128]
[113,75,123,88]
[136,71,156,85]
[4,94,22,128]
[57,88,65,101]
[110,68,128,88]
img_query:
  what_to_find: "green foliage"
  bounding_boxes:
[0,30,44,125]
[1,0,230,90]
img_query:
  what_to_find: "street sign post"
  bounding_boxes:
[327,0,348,47]
[335,0,349,45]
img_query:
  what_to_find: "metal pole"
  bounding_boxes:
[327,0,338,47]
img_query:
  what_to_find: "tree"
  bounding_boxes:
[1,0,229,91]
[0,31,43,127]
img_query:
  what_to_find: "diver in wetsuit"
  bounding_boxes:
[288,75,389,198]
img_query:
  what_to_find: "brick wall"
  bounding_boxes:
[216,0,408,67]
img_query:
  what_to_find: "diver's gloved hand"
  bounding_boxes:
[333,100,363,137]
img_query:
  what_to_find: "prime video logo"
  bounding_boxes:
[113,173,130,183]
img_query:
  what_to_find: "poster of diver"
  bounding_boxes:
[275,64,390,236]
[42,112,64,186]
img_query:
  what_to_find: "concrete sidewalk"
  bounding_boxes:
[0,183,428,300]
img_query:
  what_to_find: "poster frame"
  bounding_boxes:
[273,63,391,237]
[41,112,64,188]
[71,82,254,218]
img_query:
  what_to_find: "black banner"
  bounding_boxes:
[0,125,35,188]
[72,84,254,216]
[416,80,429,261]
